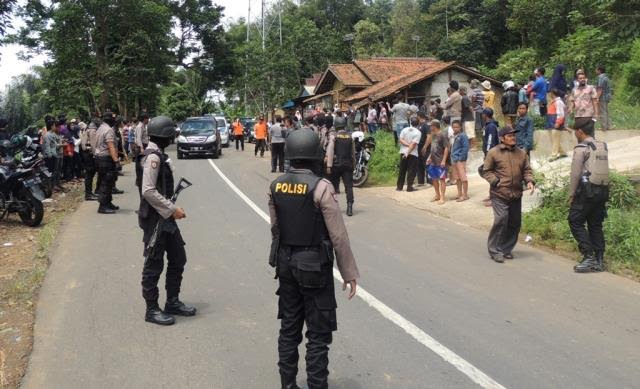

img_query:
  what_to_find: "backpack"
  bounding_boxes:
[582,140,609,186]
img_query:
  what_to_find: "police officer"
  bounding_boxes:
[139,116,196,325]
[79,121,98,201]
[268,128,359,389]
[134,113,150,197]
[325,116,356,216]
[94,112,121,214]
[569,118,609,273]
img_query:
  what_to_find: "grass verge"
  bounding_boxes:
[523,172,640,277]
[0,185,83,388]
[368,131,400,186]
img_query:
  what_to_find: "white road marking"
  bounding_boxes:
[207,159,506,389]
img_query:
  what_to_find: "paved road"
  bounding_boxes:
[23,146,640,389]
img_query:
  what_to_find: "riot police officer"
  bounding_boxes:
[569,118,609,273]
[139,116,195,325]
[94,112,121,214]
[268,128,360,389]
[325,116,356,216]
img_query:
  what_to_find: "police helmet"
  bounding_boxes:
[334,116,347,129]
[147,116,176,139]
[285,128,322,161]
[102,111,116,126]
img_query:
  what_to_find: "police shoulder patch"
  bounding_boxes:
[151,160,159,169]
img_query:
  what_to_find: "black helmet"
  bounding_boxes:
[147,116,176,139]
[102,111,116,126]
[285,128,322,161]
[334,116,347,129]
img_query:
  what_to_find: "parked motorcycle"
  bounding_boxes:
[351,131,376,187]
[0,146,45,226]
[16,142,53,198]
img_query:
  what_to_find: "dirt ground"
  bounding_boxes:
[0,182,83,388]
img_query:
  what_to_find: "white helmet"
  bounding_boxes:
[502,80,515,90]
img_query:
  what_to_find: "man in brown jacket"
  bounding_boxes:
[481,127,535,263]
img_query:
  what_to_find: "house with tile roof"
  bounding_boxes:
[304,57,503,111]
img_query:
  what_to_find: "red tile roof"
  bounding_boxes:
[353,58,441,83]
[346,61,503,106]
[329,64,371,87]
[346,61,455,103]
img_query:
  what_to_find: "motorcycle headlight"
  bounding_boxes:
[206,134,216,143]
[177,135,187,143]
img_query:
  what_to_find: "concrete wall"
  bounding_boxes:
[406,70,504,119]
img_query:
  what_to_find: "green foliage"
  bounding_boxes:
[549,26,628,76]
[621,38,640,105]
[486,48,540,83]
[354,19,384,58]
[368,131,400,186]
[523,171,640,274]
[390,0,420,57]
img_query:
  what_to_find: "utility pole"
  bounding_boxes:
[278,3,282,46]
[261,0,266,51]
[445,0,449,40]
[245,0,250,116]
[412,35,420,58]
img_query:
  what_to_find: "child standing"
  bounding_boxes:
[450,120,470,201]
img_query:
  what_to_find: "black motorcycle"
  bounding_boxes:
[0,140,45,227]
[17,144,53,198]
[352,131,376,187]
[0,164,45,227]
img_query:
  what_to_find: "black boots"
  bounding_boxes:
[98,205,116,214]
[112,187,124,194]
[145,304,175,326]
[280,376,301,389]
[107,202,120,210]
[164,297,197,316]
[574,253,603,273]
[145,298,196,325]
[85,193,98,201]
[346,202,353,217]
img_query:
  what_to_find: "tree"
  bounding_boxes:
[354,19,384,58]
[0,0,16,40]
[390,0,420,56]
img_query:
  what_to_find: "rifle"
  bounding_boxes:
[144,177,193,261]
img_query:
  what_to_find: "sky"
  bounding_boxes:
[0,0,250,91]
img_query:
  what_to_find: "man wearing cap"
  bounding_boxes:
[568,118,609,273]
[325,116,356,216]
[481,126,535,263]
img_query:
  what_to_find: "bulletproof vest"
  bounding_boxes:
[333,130,353,167]
[138,149,175,237]
[583,140,609,186]
[270,171,329,247]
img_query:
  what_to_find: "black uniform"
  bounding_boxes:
[568,138,609,270]
[330,131,354,205]
[138,147,187,305]
[271,172,337,389]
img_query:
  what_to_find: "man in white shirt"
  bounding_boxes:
[396,117,422,192]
